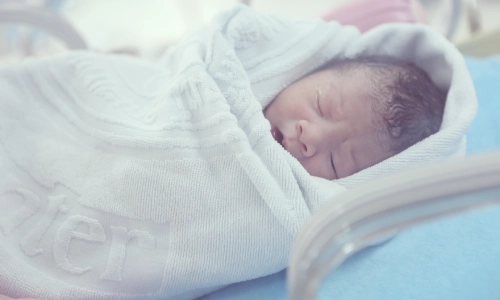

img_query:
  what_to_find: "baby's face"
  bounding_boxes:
[264,68,393,180]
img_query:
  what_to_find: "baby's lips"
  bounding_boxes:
[270,127,284,146]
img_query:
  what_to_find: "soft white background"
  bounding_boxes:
[1,0,500,60]
[63,0,500,54]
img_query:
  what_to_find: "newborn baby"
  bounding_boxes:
[264,58,446,180]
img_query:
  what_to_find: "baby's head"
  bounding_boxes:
[264,57,446,180]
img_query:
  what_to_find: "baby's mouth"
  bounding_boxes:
[270,127,284,146]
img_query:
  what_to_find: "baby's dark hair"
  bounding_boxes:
[323,57,447,154]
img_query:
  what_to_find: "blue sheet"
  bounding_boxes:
[466,57,500,154]
[201,56,500,300]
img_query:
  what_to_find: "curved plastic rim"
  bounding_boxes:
[288,151,500,300]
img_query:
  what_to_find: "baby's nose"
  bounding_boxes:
[297,120,319,157]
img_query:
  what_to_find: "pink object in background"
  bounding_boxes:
[321,0,428,32]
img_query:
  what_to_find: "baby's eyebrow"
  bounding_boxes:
[316,88,321,103]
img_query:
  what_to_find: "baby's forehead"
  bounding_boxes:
[330,66,391,136]
[327,66,383,100]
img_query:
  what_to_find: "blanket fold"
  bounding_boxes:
[0,5,476,300]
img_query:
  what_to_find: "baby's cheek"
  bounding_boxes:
[263,102,279,123]
[298,157,334,180]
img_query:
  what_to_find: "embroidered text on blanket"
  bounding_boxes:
[0,175,170,291]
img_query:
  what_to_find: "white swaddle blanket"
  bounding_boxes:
[0,5,476,300]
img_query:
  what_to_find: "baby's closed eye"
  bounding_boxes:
[329,152,338,178]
